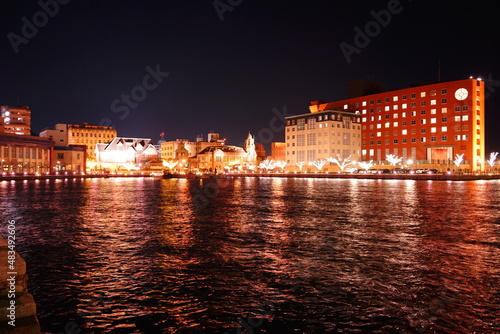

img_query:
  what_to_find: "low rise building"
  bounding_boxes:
[0,133,54,174]
[94,137,159,172]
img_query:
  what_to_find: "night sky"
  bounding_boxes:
[2,1,500,152]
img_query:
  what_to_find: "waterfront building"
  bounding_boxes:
[53,145,86,173]
[0,105,31,136]
[94,137,159,171]
[160,133,224,162]
[285,109,362,171]
[41,123,117,162]
[161,133,258,173]
[310,78,485,171]
[0,132,54,174]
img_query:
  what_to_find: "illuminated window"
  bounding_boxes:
[455,135,461,141]
[384,123,389,128]
[421,137,426,142]
[442,126,448,132]
[421,119,426,125]
[393,113,398,119]
[441,107,448,113]
[402,103,407,109]
[376,132,381,137]
[402,112,407,118]
[393,105,398,110]
[362,109,367,114]
[362,101,367,106]
[378,123,382,129]
[421,92,426,97]
[393,96,398,101]
[454,116,461,122]
[393,122,398,127]
[431,109,437,114]
[402,129,407,135]
[462,135,468,140]
[385,106,390,111]
[462,115,469,121]
[344,104,348,109]
[430,118,437,124]
[430,100,436,105]
[431,127,436,133]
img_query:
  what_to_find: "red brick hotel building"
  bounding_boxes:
[309,78,485,171]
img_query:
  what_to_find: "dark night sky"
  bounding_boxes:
[2,0,500,152]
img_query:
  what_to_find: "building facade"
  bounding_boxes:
[270,142,286,161]
[53,145,86,173]
[0,105,31,136]
[0,133,54,174]
[285,110,362,169]
[311,78,485,171]
[41,123,117,161]
[95,137,159,169]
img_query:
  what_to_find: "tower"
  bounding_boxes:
[244,132,257,162]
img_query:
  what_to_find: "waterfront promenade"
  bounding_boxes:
[1,172,500,182]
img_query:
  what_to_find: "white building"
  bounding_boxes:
[95,137,159,164]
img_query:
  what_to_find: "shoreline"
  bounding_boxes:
[1,172,500,182]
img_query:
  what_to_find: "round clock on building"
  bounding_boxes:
[455,88,468,101]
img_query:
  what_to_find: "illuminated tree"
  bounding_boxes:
[259,159,276,170]
[275,161,287,170]
[486,152,499,168]
[310,159,327,171]
[162,160,178,170]
[453,153,464,168]
[327,155,353,173]
[295,161,305,171]
[386,154,403,166]
[358,160,374,170]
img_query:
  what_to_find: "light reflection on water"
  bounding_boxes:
[0,177,499,333]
